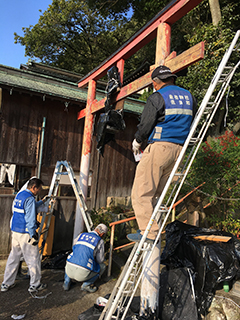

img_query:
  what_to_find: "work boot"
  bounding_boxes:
[127,233,154,244]
[81,284,98,293]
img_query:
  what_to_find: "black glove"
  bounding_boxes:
[28,234,39,246]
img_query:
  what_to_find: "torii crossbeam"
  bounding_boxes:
[74,0,204,238]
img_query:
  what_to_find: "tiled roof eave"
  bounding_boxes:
[0,67,145,114]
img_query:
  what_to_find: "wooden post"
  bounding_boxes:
[155,23,171,66]
[80,79,96,199]
[108,224,115,277]
[73,80,96,240]
[172,207,176,222]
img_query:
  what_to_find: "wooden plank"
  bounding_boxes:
[167,41,205,73]
[194,235,232,242]
[77,42,204,119]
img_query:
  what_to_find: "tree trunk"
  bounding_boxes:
[209,0,221,26]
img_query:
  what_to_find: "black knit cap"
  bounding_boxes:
[151,65,177,80]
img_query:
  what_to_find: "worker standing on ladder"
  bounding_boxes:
[1,178,49,293]
[128,65,197,243]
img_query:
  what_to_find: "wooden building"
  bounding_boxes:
[0,61,145,257]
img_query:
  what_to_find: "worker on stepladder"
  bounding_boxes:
[63,223,107,293]
[1,178,49,293]
[127,65,197,243]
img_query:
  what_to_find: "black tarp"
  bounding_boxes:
[161,221,240,315]
[159,268,199,320]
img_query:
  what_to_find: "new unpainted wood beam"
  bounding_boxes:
[78,41,204,120]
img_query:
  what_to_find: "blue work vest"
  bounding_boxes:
[11,190,35,234]
[148,85,193,145]
[67,232,101,273]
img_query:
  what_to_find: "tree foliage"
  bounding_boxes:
[14,0,133,74]
[176,0,240,133]
[14,0,240,126]
[183,131,240,230]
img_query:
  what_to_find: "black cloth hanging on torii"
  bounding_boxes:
[96,66,126,156]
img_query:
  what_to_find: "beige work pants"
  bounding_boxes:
[131,141,182,239]
[3,232,41,287]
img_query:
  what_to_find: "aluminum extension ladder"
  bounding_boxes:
[37,160,93,256]
[99,30,240,320]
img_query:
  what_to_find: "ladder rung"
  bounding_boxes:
[189,137,200,143]
[140,246,152,252]
[123,290,133,294]
[174,172,184,176]
[158,206,168,212]
[127,280,134,285]
[40,228,49,234]
[44,213,51,217]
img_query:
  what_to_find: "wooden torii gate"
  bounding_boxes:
[75,0,204,236]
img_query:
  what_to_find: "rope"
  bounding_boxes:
[29,291,52,301]
[184,181,240,201]
[215,295,240,310]
[224,86,230,127]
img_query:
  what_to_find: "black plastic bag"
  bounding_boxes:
[96,109,126,156]
[105,66,121,112]
[159,268,199,320]
[42,251,71,269]
[161,221,240,315]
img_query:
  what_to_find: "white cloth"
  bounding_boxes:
[132,139,141,155]
[3,232,41,287]
[0,164,16,185]
[140,241,161,316]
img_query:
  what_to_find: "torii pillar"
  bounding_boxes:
[75,0,204,241]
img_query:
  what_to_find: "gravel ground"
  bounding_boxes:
[1,258,240,320]
[0,259,118,320]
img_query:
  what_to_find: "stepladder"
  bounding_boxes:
[100,30,240,320]
[37,160,93,256]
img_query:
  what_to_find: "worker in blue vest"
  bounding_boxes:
[63,223,108,293]
[127,65,197,243]
[1,178,49,293]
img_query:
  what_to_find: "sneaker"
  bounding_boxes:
[127,233,154,244]
[1,283,15,292]
[81,284,98,293]
[63,282,70,291]
[28,283,47,293]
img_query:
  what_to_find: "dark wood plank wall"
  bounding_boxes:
[89,113,138,209]
[0,195,14,258]
[51,197,77,254]
[0,88,84,172]
[0,88,141,256]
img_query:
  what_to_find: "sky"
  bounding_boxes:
[0,0,52,69]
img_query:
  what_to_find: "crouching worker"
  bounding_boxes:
[63,223,108,293]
